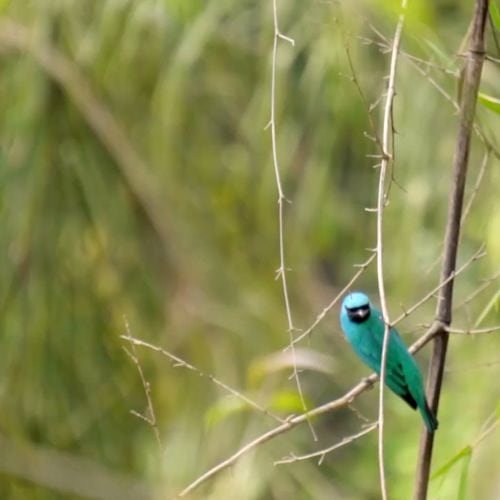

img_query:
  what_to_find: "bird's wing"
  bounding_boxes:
[356,317,418,409]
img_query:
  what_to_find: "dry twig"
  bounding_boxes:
[374,2,407,498]
[121,336,285,425]
[274,422,378,465]
[123,321,162,452]
[267,0,316,440]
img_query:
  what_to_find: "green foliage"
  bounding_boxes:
[491,2,500,31]
[431,445,472,481]
[478,92,500,114]
[457,450,472,500]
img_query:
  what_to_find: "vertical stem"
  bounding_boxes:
[269,0,317,440]
[414,2,489,499]
[376,2,407,499]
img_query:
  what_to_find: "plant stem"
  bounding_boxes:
[413,2,489,498]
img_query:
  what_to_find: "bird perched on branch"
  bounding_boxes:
[340,291,438,433]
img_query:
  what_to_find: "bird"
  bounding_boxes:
[339,291,438,433]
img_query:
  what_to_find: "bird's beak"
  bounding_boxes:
[354,309,368,320]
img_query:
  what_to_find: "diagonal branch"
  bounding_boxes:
[121,336,285,425]
[414,1,489,498]
[274,422,378,465]
[290,253,376,347]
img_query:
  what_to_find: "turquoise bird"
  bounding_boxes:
[340,292,438,432]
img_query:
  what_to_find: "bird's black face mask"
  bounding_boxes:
[346,304,371,324]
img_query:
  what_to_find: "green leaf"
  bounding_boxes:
[457,450,473,500]
[478,93,500,115]
[474,289,500,327]
[269,390,311,414]
[431,446,472,480]
[491,2,500,30]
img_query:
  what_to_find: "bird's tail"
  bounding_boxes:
[420,401,438,433]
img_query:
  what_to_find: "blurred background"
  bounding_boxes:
[0,0,499,498]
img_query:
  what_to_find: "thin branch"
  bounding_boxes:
[414,2,489,498]
[461,149,490,224]
[174,321,443,498]
[123,321,162,452]
[274,422,378,465]
[121,336,285,424]
[290,245,482,355]
[268,0,316,439]
[453,269,500,311]
[368,28,500,162]
[472,418,499,447]
[291,253,376,346]
[425,150,490,275]
[375,3,407,499]
[340,25,384,152]
[359,34,460,77]
[391,246,486,326]
[446,325,500,335]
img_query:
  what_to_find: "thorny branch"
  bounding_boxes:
[123,321,162,452]
[374,2,407,499]
[267,0,316,440]
[121,336,285,425]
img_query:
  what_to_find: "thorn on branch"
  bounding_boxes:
[277,32,295,46]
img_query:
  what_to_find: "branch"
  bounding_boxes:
[375,2,407,499]
[367,28,500,162]
[447,325,500,335]
[291,252,376,346]
[175,321,442,498]
[123,321,162,452]
[274,422,378,465]
[267,0,316,439]
[391,246,486,326]
[453,268,500,311]
[414,2,489,498]
[121,336,285,424]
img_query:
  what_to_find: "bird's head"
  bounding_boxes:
[341,292,371,324]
